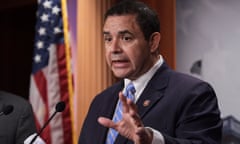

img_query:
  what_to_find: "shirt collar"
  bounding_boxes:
[124,55,164,101]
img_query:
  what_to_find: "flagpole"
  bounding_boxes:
[61,0,76,143]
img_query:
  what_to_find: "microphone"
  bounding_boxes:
[0,105,14,116]
[29,101,66,144]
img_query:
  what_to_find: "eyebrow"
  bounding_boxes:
[103,31,110,35]
[103,30,133,35]
[119,30,133,35]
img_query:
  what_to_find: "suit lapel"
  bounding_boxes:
[136,62,170,119]
[137,88,164,118]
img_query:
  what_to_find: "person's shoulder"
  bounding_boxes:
[0,91,30,105]
[92,80,123,102]
[156,63,206,85]
[99,80,123,95]
[172,71,203,82]
[169,70,214,89]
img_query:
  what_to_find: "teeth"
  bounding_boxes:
[111,54,125,60]
[112,58,125,61]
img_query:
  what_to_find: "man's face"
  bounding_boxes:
[103,15,154,80]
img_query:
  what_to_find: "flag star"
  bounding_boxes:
[38,27,46,35]
[52,6,61,15]
[41,13,49,22]
[54,27,62,34]
[36,41,44,49]
[34,54,41,63]
[43,0,52,9]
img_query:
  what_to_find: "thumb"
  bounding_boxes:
[98,117,116,129]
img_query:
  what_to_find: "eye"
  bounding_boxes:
[104,36,112,43]
[122,35,132,41]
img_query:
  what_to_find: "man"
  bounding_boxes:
[0,91,45,144]
[78,0,222,144]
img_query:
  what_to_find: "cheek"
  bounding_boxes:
[129,53,141,68]
[131,49,148,67]
[105,50,111,65]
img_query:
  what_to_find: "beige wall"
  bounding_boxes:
[75,0,112,139]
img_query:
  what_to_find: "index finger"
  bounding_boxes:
[119,91,129,113]
[98,117,116,129]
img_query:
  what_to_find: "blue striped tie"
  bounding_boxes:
[105,82,136,144]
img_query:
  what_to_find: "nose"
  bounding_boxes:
[109,38,122,53]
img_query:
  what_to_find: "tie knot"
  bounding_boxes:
[124,82,136,101]
[126,83,135,93]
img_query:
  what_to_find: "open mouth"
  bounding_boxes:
[112,59,130,68]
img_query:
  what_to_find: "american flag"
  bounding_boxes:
[29,0,74,143]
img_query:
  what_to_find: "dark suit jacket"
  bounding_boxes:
[78,63,222,144]
[0,91,37,144]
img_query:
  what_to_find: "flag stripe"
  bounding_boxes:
[33,71,48,104]
[57,44,73,144]
[47,44,63,144]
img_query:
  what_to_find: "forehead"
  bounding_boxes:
[103,15,141,34]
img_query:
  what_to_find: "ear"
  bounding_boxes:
[149,32,161,53]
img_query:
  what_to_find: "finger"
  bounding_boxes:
[127,99,138,114]
[127,100,139,120]
[119,92,129,113]
[126,100,143,127]
[131,113,143,127]
[135,127,153,143]
[98,117,116,129]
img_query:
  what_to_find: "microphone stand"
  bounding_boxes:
[29,101,65,144]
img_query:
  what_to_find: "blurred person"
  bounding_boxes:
[0,91,45,144]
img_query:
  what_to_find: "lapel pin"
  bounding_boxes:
[143,100,151,107]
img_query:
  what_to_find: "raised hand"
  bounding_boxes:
[98,92,153,144]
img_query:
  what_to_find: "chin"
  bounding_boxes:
[112,68,133,79]
[113,74,125,79]
[112,72,127,79]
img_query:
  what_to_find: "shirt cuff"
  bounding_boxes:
[146,127,165,144]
